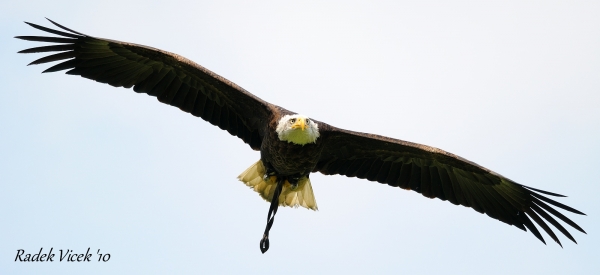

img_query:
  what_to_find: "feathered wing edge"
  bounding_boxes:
[316,126,586,246]
[520,185,586,245]
[16,19,275,150]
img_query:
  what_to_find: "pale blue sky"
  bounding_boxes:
[1,1,599,274]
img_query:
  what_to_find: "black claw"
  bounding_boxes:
[260,235,269,254]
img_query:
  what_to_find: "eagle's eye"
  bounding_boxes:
[290,118,296,123]
[306,119,310,124]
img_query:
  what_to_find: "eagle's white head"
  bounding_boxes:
[276,114,320,145]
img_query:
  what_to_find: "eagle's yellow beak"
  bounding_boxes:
[291,118,306,131]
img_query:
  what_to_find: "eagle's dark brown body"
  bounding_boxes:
[17,19,586,250]
[261,111,326,178]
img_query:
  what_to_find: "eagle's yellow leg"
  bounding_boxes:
[237,160,318,210]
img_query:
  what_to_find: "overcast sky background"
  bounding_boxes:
[1,1,599,274]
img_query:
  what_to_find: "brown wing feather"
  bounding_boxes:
[16,19,274,150]
[315,124,586,246]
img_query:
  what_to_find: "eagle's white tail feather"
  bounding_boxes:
[237,160,318,210]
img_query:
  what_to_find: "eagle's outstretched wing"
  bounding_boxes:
[316,124,586,246]
[17,19,275,150]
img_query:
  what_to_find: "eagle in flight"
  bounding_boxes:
[17,19,586,253]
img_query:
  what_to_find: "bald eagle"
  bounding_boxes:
[17,19,585,253]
